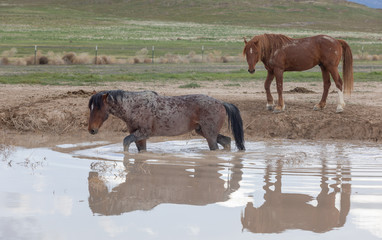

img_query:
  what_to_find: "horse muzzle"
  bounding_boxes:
[89,128,98,135]
[248,69,255,74]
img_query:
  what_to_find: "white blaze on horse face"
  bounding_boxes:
[91,104,94,111]
[250,48,253,54]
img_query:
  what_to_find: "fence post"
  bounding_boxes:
[151,46,155,63]
[34,45,37,65]
[95,45,98,64]
[202,45,204,62]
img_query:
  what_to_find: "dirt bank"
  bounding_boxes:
[1,81,382,147]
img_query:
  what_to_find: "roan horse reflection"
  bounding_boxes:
[88,155,243,215]
[88,90,245,152]
[243,34,353,113]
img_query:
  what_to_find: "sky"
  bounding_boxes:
[347,0,382,9]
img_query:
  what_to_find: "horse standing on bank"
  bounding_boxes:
[88,90,245,152]
[243,34,354,113]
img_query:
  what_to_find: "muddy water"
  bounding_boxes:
[1,139,382,239]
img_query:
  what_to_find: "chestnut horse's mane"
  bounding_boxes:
[244,34,293,61]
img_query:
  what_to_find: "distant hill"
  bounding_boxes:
[2,0,382,32]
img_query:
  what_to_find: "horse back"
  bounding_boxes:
[273,35,342,71]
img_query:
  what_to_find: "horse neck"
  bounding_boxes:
[106,94,128,118]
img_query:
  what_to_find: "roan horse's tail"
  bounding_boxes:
[338,39,354,95]
[223,103,245,151]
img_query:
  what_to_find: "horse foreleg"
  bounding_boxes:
[135,139,147,152]
[123,130,148,152]
[274,70,285,113]
[123,134,137,152]
[264,71,275,111]
[314,66,331,111]
[217,134,231,150]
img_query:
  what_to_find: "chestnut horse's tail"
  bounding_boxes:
[223,103,245,151]
[338,39,354,95]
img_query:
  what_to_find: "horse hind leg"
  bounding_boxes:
[328,67,345,113]
[217,134,231,151]
[195,124,219,150]
[273,69,285,113]
[314,66,331,111]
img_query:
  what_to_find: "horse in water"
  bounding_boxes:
[88,90,245,152]
[243,34,353,113]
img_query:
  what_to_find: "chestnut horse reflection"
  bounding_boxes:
[241,159,351,233]
[88,90,245,152]
[243,34,353,113]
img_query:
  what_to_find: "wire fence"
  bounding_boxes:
[0,44,245,66]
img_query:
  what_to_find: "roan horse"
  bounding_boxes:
[243,34,353,113]
[88,90,245,152]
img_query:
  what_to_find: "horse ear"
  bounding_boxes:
[102,93,109,103]
[243,37,247,44]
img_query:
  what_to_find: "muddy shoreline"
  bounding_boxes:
[1,81,382,147]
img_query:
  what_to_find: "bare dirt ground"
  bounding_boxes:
[1,80,382,147]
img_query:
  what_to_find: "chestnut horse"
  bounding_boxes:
[243,34,353,113]
[88,90,245,152]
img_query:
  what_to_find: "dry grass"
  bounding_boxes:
[0,131,14,164]
[2,47,380,66]
[0,48,243,66]
[354,51,382,61]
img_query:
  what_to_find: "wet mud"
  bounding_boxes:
[1,81,382,143]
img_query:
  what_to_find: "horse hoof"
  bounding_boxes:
[273,105,285,113]
[336,106,344,113]
[273,108,284,113]
[266,104,274,111]
[313,104,325,111]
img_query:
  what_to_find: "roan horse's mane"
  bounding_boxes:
[243,34,293,61]
[89,90,159,110]
[88,90,124,110]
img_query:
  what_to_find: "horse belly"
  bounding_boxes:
[284,53,319,71]
[283,42,320,71]
[152,113,195,137]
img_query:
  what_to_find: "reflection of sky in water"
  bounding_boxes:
[0,139,381,239]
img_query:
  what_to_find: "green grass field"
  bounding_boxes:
[0,0,381,85]
[0,64,381,85]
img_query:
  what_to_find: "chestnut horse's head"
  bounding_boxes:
[243,37,260,74]
[88,92,110,135]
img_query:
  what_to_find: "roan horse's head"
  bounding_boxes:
[88,91,110,135]
[243,37,260,74]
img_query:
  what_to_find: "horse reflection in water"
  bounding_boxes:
[88,155,243,215]
[241,158,351,233]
